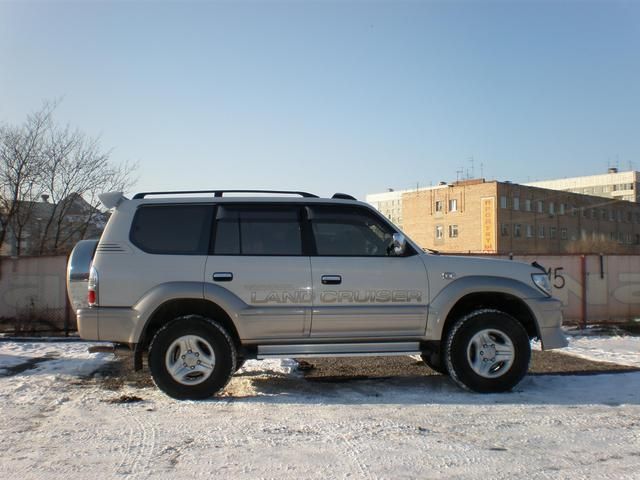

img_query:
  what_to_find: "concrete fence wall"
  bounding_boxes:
[508,254,640,325]
[0,254,639,333]
[0,256,73,333]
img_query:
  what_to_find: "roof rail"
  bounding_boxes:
[332,193,357,200]
[132,189,319,199]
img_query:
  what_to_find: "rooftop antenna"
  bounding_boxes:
[456,168,463,182]
[469,156,475,178]
[480,162,484,178]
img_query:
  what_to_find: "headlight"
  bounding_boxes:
[531,273,552,297]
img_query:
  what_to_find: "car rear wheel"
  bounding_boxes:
[445,309,530,393]
[148,315,237,400]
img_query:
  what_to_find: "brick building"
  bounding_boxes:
[371,179,640,254]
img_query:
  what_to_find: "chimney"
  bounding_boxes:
[41,194,49,203]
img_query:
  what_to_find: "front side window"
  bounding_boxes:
[309,206,399,256]
[130,204,213,255]
[213,205,302,255]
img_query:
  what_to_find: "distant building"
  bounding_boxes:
[0,194,107,257]
[368,179,640,254]
[525,168,639,203]
[366,188,412,229]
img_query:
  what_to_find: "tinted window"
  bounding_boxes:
[130,204,213,254]
[310,206,396,256]
[213,206,302,255]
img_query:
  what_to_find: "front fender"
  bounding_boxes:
[425,275,546,340]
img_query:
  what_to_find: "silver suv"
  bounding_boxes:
[67,189,567,399]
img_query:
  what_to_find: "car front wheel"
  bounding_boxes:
[445,309,530,393]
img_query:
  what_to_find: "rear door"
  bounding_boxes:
[204,204,312,339]
[308,205,428,338]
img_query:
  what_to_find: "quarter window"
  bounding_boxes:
[130,204,213,255]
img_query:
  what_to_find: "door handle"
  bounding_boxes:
[321,275,342,285]
[213,272,233,282]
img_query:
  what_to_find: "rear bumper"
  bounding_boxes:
[76,307,138,343]
[527,297,568,350]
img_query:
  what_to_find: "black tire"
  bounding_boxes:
[235,357,246,372]
[420,351,448,375]
[445,309,530,393]
[148,315,237,400]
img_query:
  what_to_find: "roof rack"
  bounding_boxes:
[332,193,357,200]
[132,189,319,199]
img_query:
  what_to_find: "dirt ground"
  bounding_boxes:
[101,349,639,394]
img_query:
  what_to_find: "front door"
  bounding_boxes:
[308,205,428,338]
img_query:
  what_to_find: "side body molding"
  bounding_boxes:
[425,276,544,341]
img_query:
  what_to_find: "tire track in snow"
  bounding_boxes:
[114,403,157,478]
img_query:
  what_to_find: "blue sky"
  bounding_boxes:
[1,0,639,200]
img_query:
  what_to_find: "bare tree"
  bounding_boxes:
[1,102,137,256]
[0,103,53,254]
[36,124,136,255]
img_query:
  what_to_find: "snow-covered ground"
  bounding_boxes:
[0,336,639,479]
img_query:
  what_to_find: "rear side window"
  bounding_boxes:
[130,204,213,255]
[213,205,302,256]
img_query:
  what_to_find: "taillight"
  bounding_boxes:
[88,266,98,306]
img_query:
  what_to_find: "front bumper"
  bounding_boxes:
[527,296,568,350]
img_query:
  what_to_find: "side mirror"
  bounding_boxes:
[391,233,407,256]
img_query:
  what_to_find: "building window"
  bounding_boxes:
[538,225,545,238]
[435,225,443,239]
[560,228,567,240]
[449,199,458,212]
[559,203,565,215]
[537,201,544,213]
[513,224,521,237]
[525,199,532,212]
[609,210,614,221]
[550,227,557,239]
[526,225,533,238]
[435,201,443,212]
[500,196,508,209]
[549,202,555,215]
[501,224,510,237]
[513,198,520,211]
[448,224,458,238]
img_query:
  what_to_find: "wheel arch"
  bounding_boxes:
[137,298,242,355]
[442,292,540,343]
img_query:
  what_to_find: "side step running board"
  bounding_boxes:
[257,342,421,359]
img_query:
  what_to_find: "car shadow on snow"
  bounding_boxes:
[219,369,640,407]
